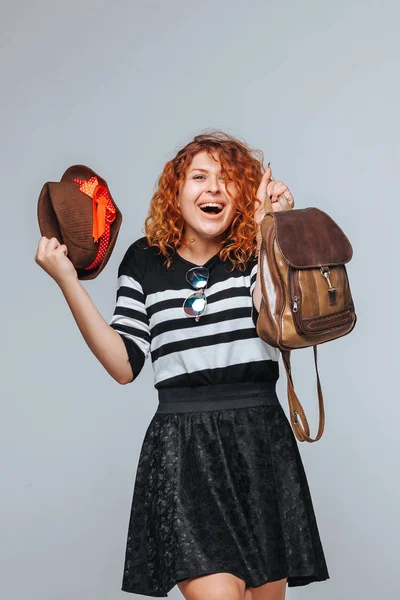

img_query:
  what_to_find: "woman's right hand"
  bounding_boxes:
[35,236,78,286]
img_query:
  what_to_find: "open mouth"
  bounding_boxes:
[198,202,225,215]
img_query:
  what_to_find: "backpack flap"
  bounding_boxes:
[274,207,353,267]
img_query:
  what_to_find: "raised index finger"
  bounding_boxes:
[256,164,272,202]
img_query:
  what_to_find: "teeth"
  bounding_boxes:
[199,202,224,209]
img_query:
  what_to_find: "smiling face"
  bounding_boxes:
[177,150,239,244]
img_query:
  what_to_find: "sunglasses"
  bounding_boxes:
[183,266,209,322]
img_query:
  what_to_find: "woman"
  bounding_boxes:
[35,130,329,600]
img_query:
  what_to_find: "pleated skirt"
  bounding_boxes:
[121,381,330,597]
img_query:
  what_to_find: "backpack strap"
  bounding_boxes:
[281,347,325,443]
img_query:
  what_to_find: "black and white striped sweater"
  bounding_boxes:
[108,237,279,389]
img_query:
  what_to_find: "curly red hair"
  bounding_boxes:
[144,129,265,271]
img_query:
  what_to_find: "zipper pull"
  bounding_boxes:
[292,296,298,312]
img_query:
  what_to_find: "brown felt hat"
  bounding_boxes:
[37,165,122,280]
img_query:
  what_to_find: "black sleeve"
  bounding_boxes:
[108,240,151,382]
[249,260,259,327]
[251,300,260,328]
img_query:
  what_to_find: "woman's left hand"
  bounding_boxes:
[254,164,294,228]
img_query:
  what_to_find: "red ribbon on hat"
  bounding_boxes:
[73,176,117,271]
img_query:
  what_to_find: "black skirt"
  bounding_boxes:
[121,381,330,597]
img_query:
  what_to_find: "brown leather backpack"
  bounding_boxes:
[257,203,357,443]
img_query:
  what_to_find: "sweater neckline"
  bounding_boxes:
[174,248,221,268]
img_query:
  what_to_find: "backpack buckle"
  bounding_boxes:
[320,267,337,305]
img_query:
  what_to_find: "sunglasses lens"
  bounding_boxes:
[186,267,209,289]
[183,292,207,317]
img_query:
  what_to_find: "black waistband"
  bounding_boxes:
[156,381,279,414]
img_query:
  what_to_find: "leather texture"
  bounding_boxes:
[274,207,353,268]
[121,402,330,596]
[256,207,357,443]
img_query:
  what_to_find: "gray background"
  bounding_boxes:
[1,1,398,598]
